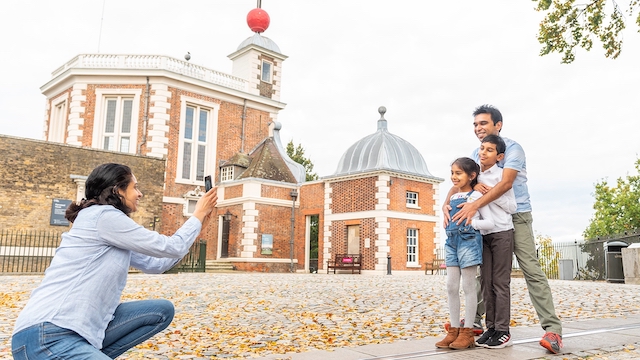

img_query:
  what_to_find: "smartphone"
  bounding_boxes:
[204,175,212,192]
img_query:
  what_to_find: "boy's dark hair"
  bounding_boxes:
[451,157,480,189]
[482,134,506,155]
[65,163,135,223]
[473,104,503,126]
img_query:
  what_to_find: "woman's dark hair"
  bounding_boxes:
[65,163,134,222]
[451,157,480,189]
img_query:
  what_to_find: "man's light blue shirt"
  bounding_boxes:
[13,205,202,349]
[472,136,532,213]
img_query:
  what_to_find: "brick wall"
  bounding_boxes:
[0,135,164,232]
[388,177,436,215]
[330,177,376,213]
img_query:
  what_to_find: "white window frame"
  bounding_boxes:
[49,93,69,143]
[406,191,420,209]
[175,96,219,186]
[261,60,273,84]
[407,228,418,265]
[220,166,234,182]
[182,188,205,216]
[92,89,141,154]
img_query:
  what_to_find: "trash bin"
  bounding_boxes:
[558,259,574,280]
[605,241,628,283]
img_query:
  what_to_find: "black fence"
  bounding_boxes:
[435,230,640,281]
[0,230,61,273]
[0,230,207,274]
[164,240,207,274]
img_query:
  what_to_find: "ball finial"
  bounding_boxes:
[247,8,270,33]
[378,106,387,119]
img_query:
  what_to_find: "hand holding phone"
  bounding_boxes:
[204,175,212,192]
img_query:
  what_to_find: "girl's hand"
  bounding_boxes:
[474,183,492,195]
[442,203,452,228]
[193,188,218,223]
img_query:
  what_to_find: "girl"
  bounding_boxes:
[436,157,496,350]
[12,163,218,359]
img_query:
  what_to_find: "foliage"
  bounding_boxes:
[583,158,640,239]
[534,0,640,63]
[286,140,319,181]
[536,233,561,278]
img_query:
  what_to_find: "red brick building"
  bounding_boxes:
[38,10,443,273]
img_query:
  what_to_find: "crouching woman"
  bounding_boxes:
[11,163,218,359]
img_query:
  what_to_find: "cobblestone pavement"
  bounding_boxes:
[2,273,640,359]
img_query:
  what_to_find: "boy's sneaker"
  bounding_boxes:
[475,328,495,347]
[484,330,513,349]
[444,319,483,336]
[540,332,563,354]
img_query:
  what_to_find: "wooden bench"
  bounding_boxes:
[425,259,446,275]
[327,254,362,274]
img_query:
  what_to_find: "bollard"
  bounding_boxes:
[387,255,392,275]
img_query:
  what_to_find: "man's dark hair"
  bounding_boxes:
[473,104,503,126]
[65,163,135,222]
[482,134,506,155]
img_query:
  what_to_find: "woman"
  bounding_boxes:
[12,163,218,359]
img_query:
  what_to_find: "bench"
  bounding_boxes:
[425,259,446,275]
[327,254,362,274]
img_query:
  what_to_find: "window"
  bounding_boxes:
[180,105,209,182]
[261,60,272,83]
[182,188,204,216]
[49,97,68,143]
[102,97,133,152]
[92,89,140,154]
[406,191,419,208]
[407,229,418,264]
[220,166,234,182]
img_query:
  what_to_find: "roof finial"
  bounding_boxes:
[377,106,388,131]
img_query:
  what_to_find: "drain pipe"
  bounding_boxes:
[241,99,247,153]
[138,76,150,155]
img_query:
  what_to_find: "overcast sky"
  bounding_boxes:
[1,1,639,243]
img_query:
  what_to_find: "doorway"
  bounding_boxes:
[306,215,319,272]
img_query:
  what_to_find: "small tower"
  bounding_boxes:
[228,5,287,101]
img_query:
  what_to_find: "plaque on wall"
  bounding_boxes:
[50,199,72,226]
[261,234,273,255]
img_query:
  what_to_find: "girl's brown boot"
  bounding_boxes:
[435,327,459,348]
[449,327,476,349]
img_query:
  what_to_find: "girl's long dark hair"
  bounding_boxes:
[451,157,480,189]
[65,163,134,222]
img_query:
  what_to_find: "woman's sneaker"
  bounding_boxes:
[484,330,512,349]
[475,328,495,347]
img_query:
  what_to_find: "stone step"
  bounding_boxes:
[206,260,235,272]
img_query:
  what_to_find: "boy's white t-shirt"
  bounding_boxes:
[474,164,517,235]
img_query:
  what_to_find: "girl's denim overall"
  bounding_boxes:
[445,191,483,269]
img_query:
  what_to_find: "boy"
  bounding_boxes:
[473,134,517,349]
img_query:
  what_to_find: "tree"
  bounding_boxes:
[536,233,561,279]
[286,140,319,181]
[583,158,640,239]
[534,0,640,63]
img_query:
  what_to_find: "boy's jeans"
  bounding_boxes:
[12,299,174,359]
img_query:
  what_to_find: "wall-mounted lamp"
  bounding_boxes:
[223,210,237,222]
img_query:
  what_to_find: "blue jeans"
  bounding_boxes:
[11,300,174,359]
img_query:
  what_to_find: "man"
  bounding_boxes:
[443,104,563,354]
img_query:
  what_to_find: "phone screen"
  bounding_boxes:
[204,175,212,192]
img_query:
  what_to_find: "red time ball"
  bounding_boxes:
[247,8,270,33]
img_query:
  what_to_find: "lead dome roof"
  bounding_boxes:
[334,107,436,179]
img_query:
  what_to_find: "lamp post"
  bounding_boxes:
[289,189,298,273]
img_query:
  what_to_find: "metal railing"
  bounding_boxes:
[435,231,640,281]
[164,240,207,274]
[0,230,62,273]
[0,230,207,274]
